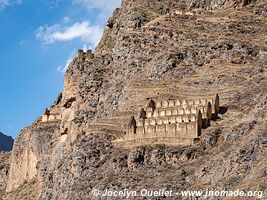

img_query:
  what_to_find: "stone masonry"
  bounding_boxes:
[41,108,61,122]
[114,94,220,147]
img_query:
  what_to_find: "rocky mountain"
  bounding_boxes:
[1,0,267,199]
[0,132,13,152]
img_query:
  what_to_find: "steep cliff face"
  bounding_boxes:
[0,132,13,152]
[0,153,10,196]
[4,0,267,199]
[0,133,13,197]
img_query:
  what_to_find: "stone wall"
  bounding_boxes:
[41,108,61,122]
[41,113,61,122]
[174,10,195,16]
[77,49,94,61]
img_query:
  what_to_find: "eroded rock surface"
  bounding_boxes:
[3,0,267,199]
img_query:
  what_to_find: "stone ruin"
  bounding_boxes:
[77,49,94,61]
[41,108,61,122]
[174,10,195,16]
[114,94,220,147]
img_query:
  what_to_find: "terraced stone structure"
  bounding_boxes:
[114,94,219,147]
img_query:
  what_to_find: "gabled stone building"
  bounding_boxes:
[114,94,220,147]
[41,108,61,122]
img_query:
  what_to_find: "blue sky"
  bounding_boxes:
[0,0,121,138]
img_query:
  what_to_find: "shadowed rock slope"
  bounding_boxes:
[0,153,10,198]
[3,0,267,199]
[0,132,12,196]
[0,132,13,152]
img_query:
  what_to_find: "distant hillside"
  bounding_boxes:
[0,132,13,152]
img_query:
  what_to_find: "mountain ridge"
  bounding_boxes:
[0,132,13,152]
[2,0,267,199]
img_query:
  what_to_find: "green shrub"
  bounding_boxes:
[93,71,104,81]
[154,144,166,150]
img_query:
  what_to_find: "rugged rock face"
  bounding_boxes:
[0,132,12,198]
[0,153,10,195]
[6,124,57,192]
[3,0,267,199]
[0,132,13,152]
